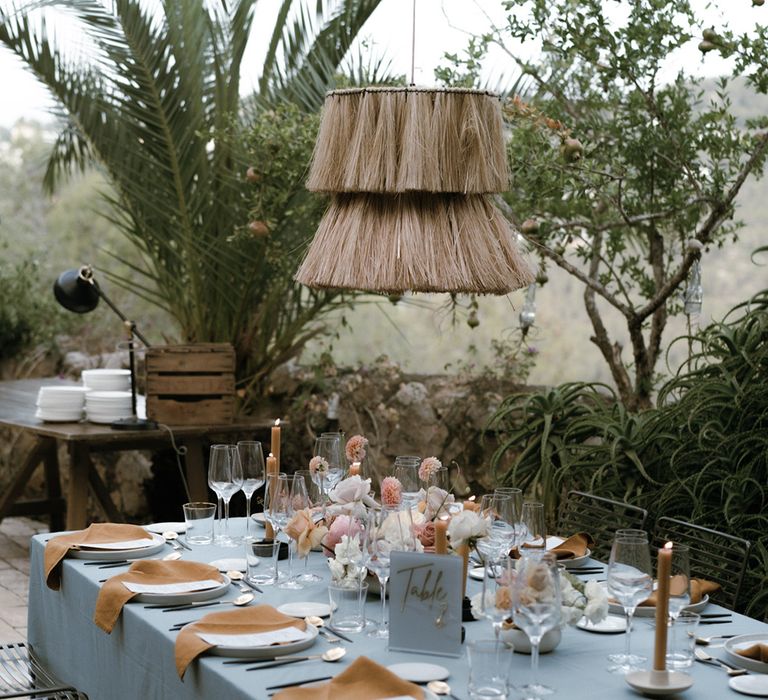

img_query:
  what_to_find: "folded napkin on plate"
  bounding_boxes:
[45,523,154,590]
[273,656,424,700]
[513,532,593,559]
[175,605,306,679]
[637,576,720,607]
[736,643,768,663]
[550,532,593,560]
[94,559,223,634]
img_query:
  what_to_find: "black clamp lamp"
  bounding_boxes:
[53,265,157,431]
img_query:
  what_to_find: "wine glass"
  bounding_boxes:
[512,551,562,697]
[521,501,547,549]
[294,469,324,584]
[263,472,288,579]
[606,534,653,673]
[321,431,346,468]
[364,505,402,639]
[394,463,420,510]
[208,444,241,546]
[207,444,227,544]
[666,544,691,620]
[428,465,451,491]
[237,441,265,542]
[312,435,345,508]
[495,486,522,538]
[275,473,308,590]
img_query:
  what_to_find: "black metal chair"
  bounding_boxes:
[557,490,649,561]
[0,642,88,699]
[652,516,751,611]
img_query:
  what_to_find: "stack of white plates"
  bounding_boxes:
[85,391,133,424]
[82,368,131,391]
[35,386,90,422]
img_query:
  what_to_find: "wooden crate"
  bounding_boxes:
[145,343,236,425]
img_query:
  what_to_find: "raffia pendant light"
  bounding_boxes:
[295,86,533,294]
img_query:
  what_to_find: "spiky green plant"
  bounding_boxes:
[0,0,385,395]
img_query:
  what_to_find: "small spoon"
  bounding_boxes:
[163,551,182,561]
[232,593,254,606]
[428,680,457,698]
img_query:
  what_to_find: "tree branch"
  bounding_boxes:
[495,195,632,316]
[635,131,768,320]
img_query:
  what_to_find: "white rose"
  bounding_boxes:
[380,511,424,551]
[330,475,373,505]
[334,534,361,565]
[447,510,489,548]
[328,558,345,581]
[561,604,584,626]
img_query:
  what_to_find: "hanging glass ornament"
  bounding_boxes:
[519,283,537,335]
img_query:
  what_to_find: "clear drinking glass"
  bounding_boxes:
[294,469,323,583]
[480,556,513,642]
[521,501,547,549]
[428,465,450,491]
[365,505,401,639]
[666,611,700,668]
[467,639,514,700]
[237,441,265,542]
[512,551,562,698]
[183,501,215,545]
[208,444,241,546]
[606,533,653,673]
[245,538,281,585]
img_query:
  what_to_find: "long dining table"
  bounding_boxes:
[26,519,768,699]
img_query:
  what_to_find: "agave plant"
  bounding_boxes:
[0,0,384,396]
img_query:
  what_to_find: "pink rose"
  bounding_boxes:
[322,515,364,553]
[416,521,436,548]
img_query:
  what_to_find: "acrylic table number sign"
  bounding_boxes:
[388,551,463,657]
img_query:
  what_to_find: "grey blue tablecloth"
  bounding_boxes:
[27,520,768,699]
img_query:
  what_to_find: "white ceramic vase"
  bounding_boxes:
[499,626,562,654]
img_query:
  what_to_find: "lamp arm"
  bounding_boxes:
[90,280,151,348]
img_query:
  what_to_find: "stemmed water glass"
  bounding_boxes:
[606,533,653,673]
[207,444,242,546]
[666,544,691,620]
[264,472,288,581]
[364,505,403,639]
[521,501,547,549]
[294,469,324,584]
[495,486,523,540]
[512,551,562,698]
[276,474,309,590]
[312,436,345,513]
[237,441,265,542]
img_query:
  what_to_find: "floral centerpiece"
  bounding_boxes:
[327,533,366,587]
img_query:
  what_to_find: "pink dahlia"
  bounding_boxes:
[309,455,329,475]
[345,434,369,462]
[418,456,442,482]
[381,476,402,507]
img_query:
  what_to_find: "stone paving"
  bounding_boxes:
[0,517,48,644]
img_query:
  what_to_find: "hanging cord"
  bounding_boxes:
[410,0,417,85]
[157,423,191,502]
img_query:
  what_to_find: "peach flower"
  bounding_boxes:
[418,456,442,482]
[285,508,328,557]
[416,521,436,548]
[345,435,368,462]
[381,476,402,507]
[309,455,328,476]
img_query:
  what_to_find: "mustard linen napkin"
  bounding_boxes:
[45,523,154,590]
[273,656,424,700]
[94,559,223,633]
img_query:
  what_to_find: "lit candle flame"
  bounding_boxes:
[268,452,274,458]
[664,541,673,550]
[274,418,281,427]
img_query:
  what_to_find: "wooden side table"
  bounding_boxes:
[0,378,276,530]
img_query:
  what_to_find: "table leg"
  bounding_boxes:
[183,437,209,502]
[42,440,65,531]
[0,437,50,523]
[66,443,91,530]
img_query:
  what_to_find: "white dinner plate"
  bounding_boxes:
[143,522,187,535]
[35,410,83,423]
[277,602,332,618]
[386,662,450,683]
[730,675,768,696]
[725,635,768,674]
[210,558,247,573]
[131,575,230,604]
[207,623,319,658]
[251,513,267,526]
[603,583,709,617]
[68,533,166,560]
[577,615,627,634]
